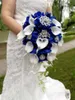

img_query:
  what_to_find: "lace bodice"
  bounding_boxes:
[14,0,54,24]
[8,0,54,43]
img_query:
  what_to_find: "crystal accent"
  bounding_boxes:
[40,16,51,26]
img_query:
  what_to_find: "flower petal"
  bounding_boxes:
[47,53,56,62]
[23,25,34,35]
[51,26,62,35]
[51,43,58,54]
[25,41,34,53]
[30,54,39,64]
[29,16,35,25]
[17,30,25,40]
[58,39,64,46]
[52,19,61,27]
[36,38,49,49]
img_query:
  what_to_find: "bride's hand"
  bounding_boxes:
[1,0,22,35]
[46,2,52,14]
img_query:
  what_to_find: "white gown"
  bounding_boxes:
[0,0,71,100]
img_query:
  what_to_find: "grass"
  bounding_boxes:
[63,31,75,43]
[0,49,75,100]
[63,35,75,43]
[47,48,75,100]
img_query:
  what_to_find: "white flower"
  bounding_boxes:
[17,30,25,40]
[55,36,60,42]
[17,24,35,40]
[51,26,62,36]
[40,16,51,26]
[58,39,64,47]
[25,41,34,53]
[29,16,35,25]
[30,54,39,64]
[36,30,49,49]
[23,24,35,35]
[51,43,58,54]
[47,53,56,62]
[27,35,32,39]
[52,19,61,27]
[36,37,48,49]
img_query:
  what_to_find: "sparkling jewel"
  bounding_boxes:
[40,54,45,60]
[40,16,51,26]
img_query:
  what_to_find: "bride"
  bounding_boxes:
[0,0,71,100]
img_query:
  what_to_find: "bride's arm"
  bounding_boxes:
[1,0,22,35]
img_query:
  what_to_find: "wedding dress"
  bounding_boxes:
[0,0,71,100]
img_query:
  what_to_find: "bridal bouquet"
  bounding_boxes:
[17,11,63,90]
[17,11,63,65]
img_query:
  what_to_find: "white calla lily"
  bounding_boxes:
[58,39,64,47]
[51,26,62,36]
[25,41,34,53]
[30,54,39,64]
[52,19,61,27]
[23,25,35,35]
[29,16,35,25]
[55,36,59,42]
[51,43,58,54]
[36,38,49,49]
[47,53,56,62]
[17,30,25,40]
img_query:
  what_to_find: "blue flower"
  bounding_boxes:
[34,18,41,26]
[37,53,47,62]
[32,11,44,18]
[23,16,30,29]
[45,12,52,18]
[22,36,29,45]
[30,48,37,54]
